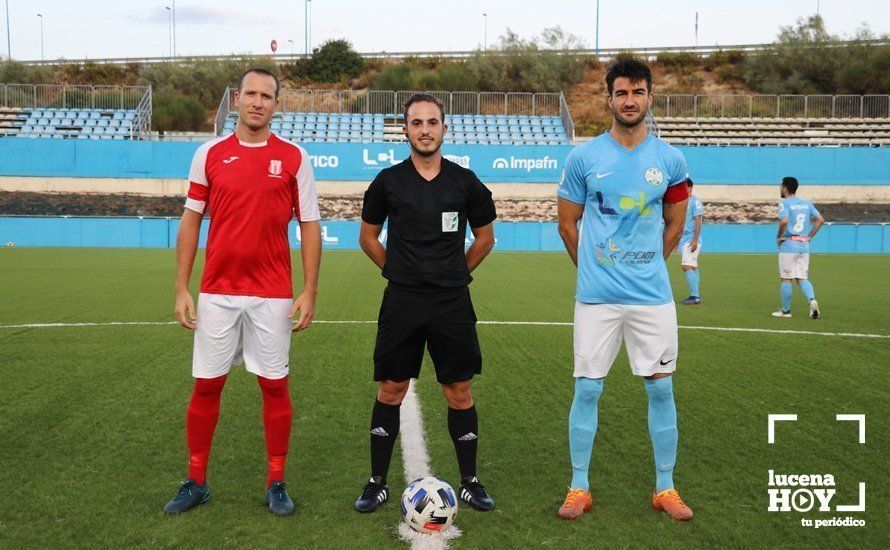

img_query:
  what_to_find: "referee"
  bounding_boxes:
[353,94,497,513]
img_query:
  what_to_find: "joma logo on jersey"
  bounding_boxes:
[597,192,652,216]
[268,159,283,178]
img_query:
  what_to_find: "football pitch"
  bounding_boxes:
[1,248,887,548]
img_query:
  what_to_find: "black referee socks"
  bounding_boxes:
[448,405,479,479]
[370,400,401,481]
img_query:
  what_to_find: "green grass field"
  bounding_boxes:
[1,249,888,548]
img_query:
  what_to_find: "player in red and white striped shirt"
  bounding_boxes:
[164,69,322,516]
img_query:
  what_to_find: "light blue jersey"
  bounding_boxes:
[778,197,821,254]
[557,132,688,305]
[680,194,703,245]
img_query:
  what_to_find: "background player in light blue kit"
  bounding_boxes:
[678,178,703,305]
[772,176,824,319]
[555,59,693,522]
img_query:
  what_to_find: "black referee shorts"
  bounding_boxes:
[373,284,482,384]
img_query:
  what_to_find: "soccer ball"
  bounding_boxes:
[400,477,458,534]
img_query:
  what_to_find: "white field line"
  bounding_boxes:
[1,319,889,339]
[397,380,461,549]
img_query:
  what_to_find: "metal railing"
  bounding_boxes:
[559,92,574,141]
[15,38,889,66]
[132,87,152,138]
[0,83,153,139]
[222,88,565,118]
[214,89,231,136]
[0,83,151,111]
[652,94,890,120]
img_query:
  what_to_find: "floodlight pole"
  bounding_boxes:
[172,0,176,57]
[288,39,294,57]
[304,0,311,55]
[36,13,43,62]
[483,13,487,51]
[695,12,699,48]
[5,0,10,60]
[595,0,600,57]
[166,6,172,59]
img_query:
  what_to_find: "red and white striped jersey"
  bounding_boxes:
[185,132,320,299]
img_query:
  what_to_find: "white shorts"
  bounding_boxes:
[573,302,678,378]
[778,253,810,279]
[193,293,293,380]
[680,241,701,268]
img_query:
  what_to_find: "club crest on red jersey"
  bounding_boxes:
[268,159,283,178]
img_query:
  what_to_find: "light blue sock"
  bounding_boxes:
[781,282,793,312]
[569,377,604,491]
[798,280,816,302]
[644,376,678,493]
[684,269,700,298]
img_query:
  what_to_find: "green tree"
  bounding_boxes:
[293,39,364,83]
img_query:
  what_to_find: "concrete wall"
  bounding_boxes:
[1,139,889,185]
[2,217,887,253]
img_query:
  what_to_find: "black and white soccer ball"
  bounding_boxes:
[400,477,458,534]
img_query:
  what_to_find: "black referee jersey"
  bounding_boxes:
[361,157,497,289]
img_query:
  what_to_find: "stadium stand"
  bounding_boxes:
[651,94,890,147]
[216,89,573,145]
[0,84,152,140]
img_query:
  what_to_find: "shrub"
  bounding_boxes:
[152,91,207,132]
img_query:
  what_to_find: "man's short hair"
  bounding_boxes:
[781,176,799,194]
[403,93,445,122]
[606,59,653,94]
[686,177,694,188]
[238,68,280,98]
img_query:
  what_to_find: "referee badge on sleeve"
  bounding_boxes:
[442,211,459,232]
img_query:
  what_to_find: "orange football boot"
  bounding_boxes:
[652,488,693,521]
[558,488,593,520]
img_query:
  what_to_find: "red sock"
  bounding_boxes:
[258,375,293,487]
[185,375,227,485]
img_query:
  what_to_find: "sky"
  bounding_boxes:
[2,0,888,61]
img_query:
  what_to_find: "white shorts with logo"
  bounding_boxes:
[573,302,678,378]
[680,241,701,268]
[778,253,810,279]
[193,293,293,380]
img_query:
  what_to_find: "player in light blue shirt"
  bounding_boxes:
[678,178,703,305]
[772,176,824,319]
[555,59,693,522]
